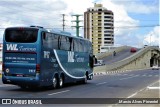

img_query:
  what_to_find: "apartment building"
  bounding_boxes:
[84,4,114,54]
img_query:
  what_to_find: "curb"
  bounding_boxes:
[93,70,127,76]
[93,68,151,76]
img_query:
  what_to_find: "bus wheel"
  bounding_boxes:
[83,75,87,84]
[58,76,64,88]
[52,76,58,89]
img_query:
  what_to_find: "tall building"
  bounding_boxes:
[84,4,114,54]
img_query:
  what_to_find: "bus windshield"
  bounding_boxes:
[5,28,38,43]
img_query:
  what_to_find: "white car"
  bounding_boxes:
[152,65,159,70]
[94,60,105,66]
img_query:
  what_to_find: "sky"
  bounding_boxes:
[0,0,159,47]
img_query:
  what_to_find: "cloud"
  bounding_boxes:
[143,26,160,46]
[98,0,139,37]
[111,0,159,14]
[0,0,67,28]
[0,0,158,48]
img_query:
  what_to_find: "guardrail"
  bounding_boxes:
[94,46,159,72]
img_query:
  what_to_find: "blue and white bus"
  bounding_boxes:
[2,26,93,89]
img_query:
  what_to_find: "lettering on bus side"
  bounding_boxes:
[6,44,18,51]
[68,51,74,62]
[44,51,50,58]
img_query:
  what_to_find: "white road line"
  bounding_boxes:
[127,80,160,98]
[147,87,160,90]
[127,92,138,98]
[96,82,107,85]
[155,75,159,77]
[148,75,152,77]
[129,74,134,76]
[119,75,138,80]
[48,90,70,96]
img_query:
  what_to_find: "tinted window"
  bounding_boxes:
[74,39,79,52]
[5,29,38,43]
[42,32,59,49]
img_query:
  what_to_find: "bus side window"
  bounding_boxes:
[41,32,46,46]
[52,34,58,49]
[79,40,84,52]
[74,39,79,52]
[84,41,87,52]
[42,32,46,40]
[58,35,61,50]
[69,37,74,51]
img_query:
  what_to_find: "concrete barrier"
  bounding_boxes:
[94,46,159,72]
[96,46,131,59]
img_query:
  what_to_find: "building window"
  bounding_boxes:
[104,38,112,40]
[98,9,102,11]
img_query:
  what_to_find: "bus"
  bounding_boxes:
[2,26,94,89]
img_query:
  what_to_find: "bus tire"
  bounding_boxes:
[52,76,58,89]
[83,75,87,84]
[58,76,64,88]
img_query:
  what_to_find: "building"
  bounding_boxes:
[84,4,114,54]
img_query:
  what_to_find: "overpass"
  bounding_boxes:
[94,46,160,72]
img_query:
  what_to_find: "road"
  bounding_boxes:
[0,69,159,103]
[102,48,139,65]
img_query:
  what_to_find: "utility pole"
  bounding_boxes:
[62,14,66,31]
[71,14,83,37]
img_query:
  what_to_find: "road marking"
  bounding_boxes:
[127,80,160,98]
[129,74,134,76]
[142,75,146,77]
[155,75,159,77]
[0,85,14,87]
[127,92,138,98]
[148,75,152,77]
[96,82,107,85]
[119,75,138,80]
[48,90,70,96]
[147,87,160,90]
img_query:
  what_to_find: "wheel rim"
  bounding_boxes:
[53,77,57,88]
[59,77,63,87]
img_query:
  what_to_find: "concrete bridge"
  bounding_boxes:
[94,46,160,72]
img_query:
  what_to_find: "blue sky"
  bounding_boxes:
[0,0,159,47]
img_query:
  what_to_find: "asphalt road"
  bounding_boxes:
[102,48,139,65]
[0,69,159,101]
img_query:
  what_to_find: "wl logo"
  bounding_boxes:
[68,52,74,62]
[6,44,18,51]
